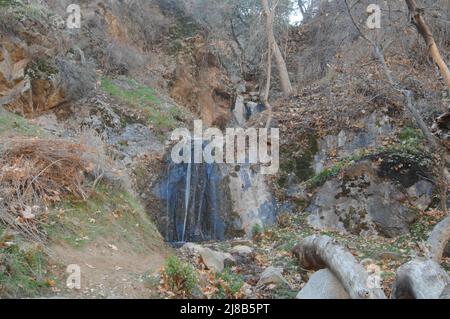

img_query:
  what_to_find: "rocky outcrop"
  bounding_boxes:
[0,28,94,117]
[170,37,233,127]
[313,112,394,174]
[0,37,33,114]
[307,160,433,237]
[226,164,277,238]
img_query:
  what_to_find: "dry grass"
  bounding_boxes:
[0,138,98,241]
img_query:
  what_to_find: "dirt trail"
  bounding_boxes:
[48,240,169,299]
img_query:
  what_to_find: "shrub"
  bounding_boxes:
[163,256,198,297]
[215,269,244,299]
[251,223,263,240]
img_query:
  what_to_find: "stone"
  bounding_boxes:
[256,266,289,288]
[227,165,276,237]
[181,243,235,273]
[230,245,254,257]
[231,239,253,247]
[407,180,434,211]
[296,269,350,299]
[313,112,394,174]
[198,247,235,273]
[240,283,255,298]
[181,242,204,253]
[307,161,418,238]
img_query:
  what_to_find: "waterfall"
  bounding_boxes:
[159,158,227,243]
[181,161,192,242]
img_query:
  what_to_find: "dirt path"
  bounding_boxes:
[48,240,169,299]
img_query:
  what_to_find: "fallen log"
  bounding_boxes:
[293,235,386,299]
[392,258,448,299]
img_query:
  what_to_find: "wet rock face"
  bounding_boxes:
[307,161,433,238]
[154,160,276,242]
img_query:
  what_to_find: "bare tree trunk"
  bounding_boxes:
[344,0,448,212]
[405,0,450,91]
[293,235,387,299]
[264,27,273,129]
[261,0,293,97]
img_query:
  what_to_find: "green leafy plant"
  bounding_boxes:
[215,269,244,299]
[163,256,198,296]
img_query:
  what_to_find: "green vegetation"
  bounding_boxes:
[278,133,319,187]
[0,0,16,6]
[215,269,245,299]
[0,108,43,136]
[28,58,59,78]
[0,0,48,22]
[164,255,198,296]
[306,160,346,189]
[303,131,431,191]
[167,16,201,55]
[0,225,51,298]
[101,77,184,132]
[251,223,263,239]
[46,184,161,253]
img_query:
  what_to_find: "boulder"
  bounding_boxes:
[407,180,434,210]
[181,243,235,273]
[257,266,289,288]
[312,112,394,174]
[230,245,254,257]
[307,161,421,238]
[199,247,235,273]
[296,269,350,299]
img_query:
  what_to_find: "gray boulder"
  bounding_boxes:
[307,161,421,238]
[257,266,289,288]
[296,269,350,299]
[230,245,254,257]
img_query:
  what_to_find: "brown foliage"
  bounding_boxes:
[0,138,96,240]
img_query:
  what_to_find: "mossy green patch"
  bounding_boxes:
[101,77,185,132]
[0,226,52,298]
[278,133,319,187]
